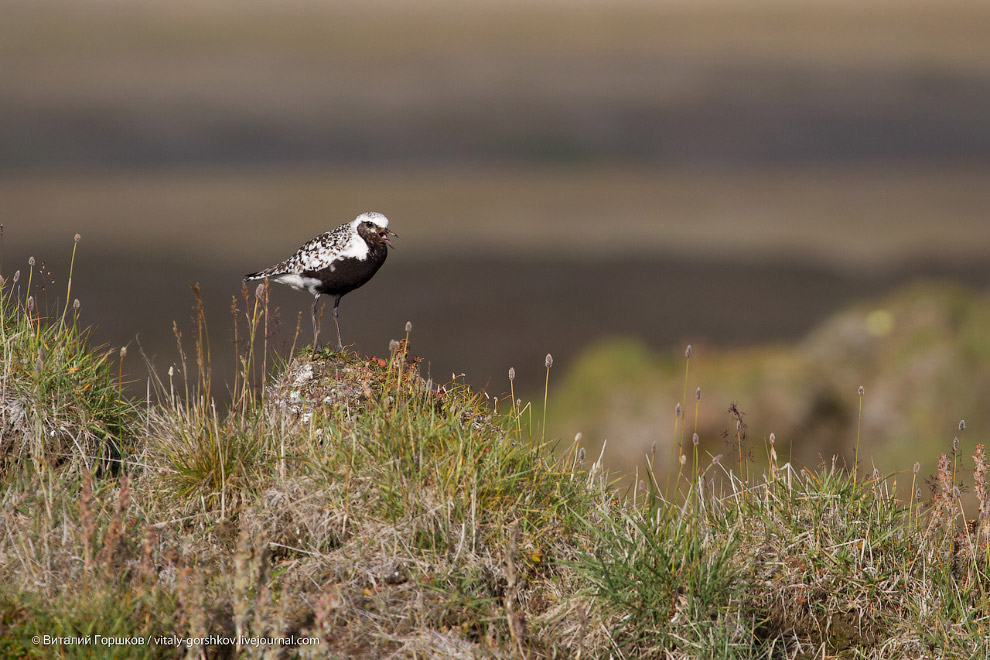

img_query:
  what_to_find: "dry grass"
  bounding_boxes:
[3,248,990,658]
[0,262,613,657]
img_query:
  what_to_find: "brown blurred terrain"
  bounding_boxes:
[3,0,990,465]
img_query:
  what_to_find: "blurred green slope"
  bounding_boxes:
[550,281,990,480]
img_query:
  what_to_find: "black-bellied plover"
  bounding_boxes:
[245,212,395,351]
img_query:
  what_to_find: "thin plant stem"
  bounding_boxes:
[668,346,691,495]
[509,368,521,437]
[262,282,269,394]
[61,235,80,325]
[855,386,864,485]
[952,421,965,492]
[542,354,552,444]
[679,345,692,457]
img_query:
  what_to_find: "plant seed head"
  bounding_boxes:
[545,353,553,369]
[254,283,265,299]
[696,387,701,401]
[578,447,586,461]
[28,256,35,267]
[26,296,34,312]
[405,321,412,333]
[389,339,399,352]
[675,403,682,417]
[872,468,880,481]
[508,367,515,381]
[679,454,687,466]
[74,233,81,243]
[12,270,19,283]
[120,346,127,359]
[952,486,961,498]
[685,344,692,358]
[692,432,699,446]
[650,440,656,456]
[73,298,80,311]
[916,488,922,501]
[959,419,966,431]
[858,385,865,396]
[913,461,920,474]
[953,437,960,452]
[574,432,582,443]
[769,432,775,446]
[168,366,174,377]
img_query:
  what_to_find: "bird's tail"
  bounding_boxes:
[244,268,276,281]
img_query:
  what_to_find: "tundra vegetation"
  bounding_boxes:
[2,241,989,659]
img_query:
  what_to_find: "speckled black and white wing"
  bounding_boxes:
[248,223,345,272]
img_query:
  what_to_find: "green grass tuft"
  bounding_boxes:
[1,247,131,479]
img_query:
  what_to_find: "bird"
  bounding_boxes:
[245,211,395,351]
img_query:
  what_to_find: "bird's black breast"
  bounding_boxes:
[306,242,388,297]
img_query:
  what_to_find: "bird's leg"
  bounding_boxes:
[332,295,343,351]
[311,295,321,351]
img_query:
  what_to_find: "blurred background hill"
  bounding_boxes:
[3,0,990,473]
[550,282,990,479]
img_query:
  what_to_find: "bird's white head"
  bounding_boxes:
[351,211,396,247]
[352,211,389,228]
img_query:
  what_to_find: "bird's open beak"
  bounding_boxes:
[382,228,397,248]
